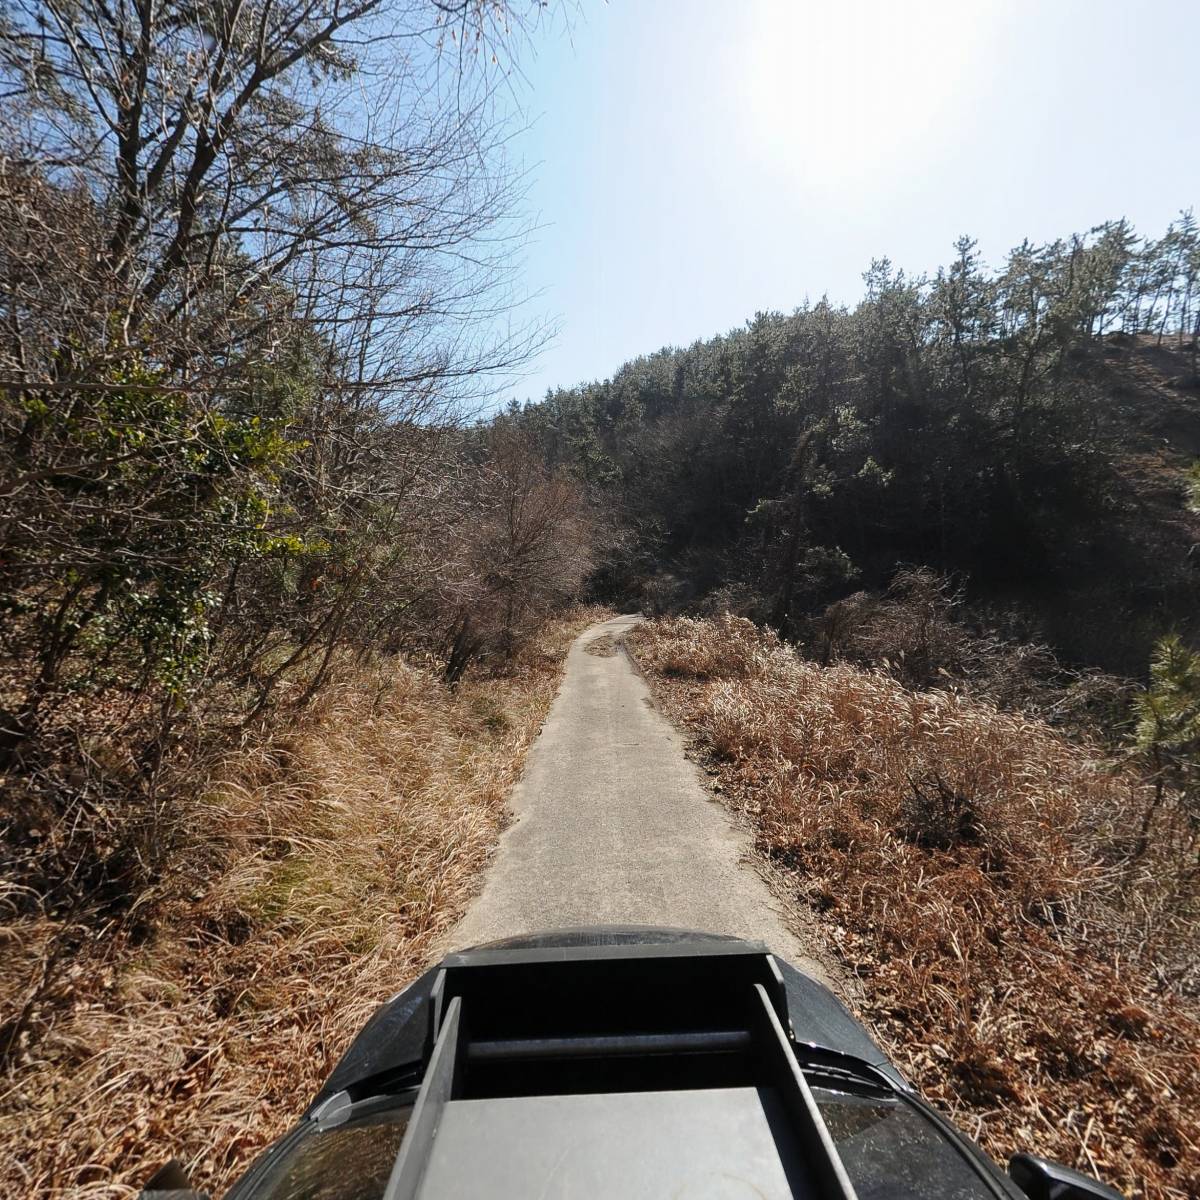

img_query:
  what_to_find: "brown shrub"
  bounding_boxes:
[629,615,1200,1200]
[629,612,780,680]
[807,569,1134,736]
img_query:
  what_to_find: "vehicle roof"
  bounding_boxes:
[314,926,902,1109]
[226,928,1024,1200]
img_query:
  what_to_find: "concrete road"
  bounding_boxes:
[444,614,825,973]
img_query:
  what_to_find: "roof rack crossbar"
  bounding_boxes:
[750,982,860,1200]
[466,1028,753,1062]
[378,951,864,1199]
[383,994,464,1200]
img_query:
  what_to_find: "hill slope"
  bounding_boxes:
[631,615,1200,1200]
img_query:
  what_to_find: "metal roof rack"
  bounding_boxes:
[367,938,861,1200]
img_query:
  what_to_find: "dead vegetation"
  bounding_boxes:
[629,614,1200,1200]
[0,609,604,1200]
[804,569,1135,739]
[584,634,618,657]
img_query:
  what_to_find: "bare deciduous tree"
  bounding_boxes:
[0,0,572,952]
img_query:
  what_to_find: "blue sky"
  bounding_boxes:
[499,0,1198,402]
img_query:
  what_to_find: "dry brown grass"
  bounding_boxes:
[0,607,605,1199]
[630,614,1200,1200]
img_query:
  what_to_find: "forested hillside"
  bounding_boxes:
[512,223,1200,1198]
[517,220,1200,677]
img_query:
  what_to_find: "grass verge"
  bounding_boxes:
[1,607,606,1199]
[629,614,1199,1200]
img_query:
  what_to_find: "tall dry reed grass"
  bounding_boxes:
[630,614,1200,1200]
[1,610,604,1199]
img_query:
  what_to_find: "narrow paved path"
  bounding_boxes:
[445,615,824,974]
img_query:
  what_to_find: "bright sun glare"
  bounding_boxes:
[743,0,1001,189]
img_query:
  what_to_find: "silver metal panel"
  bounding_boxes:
[415,1087,811,1199]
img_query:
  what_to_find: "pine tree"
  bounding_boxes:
[1132,634,1200,860]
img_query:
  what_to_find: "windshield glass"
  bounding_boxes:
[811,1086,997,1200]
[242,1106,412,1200]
